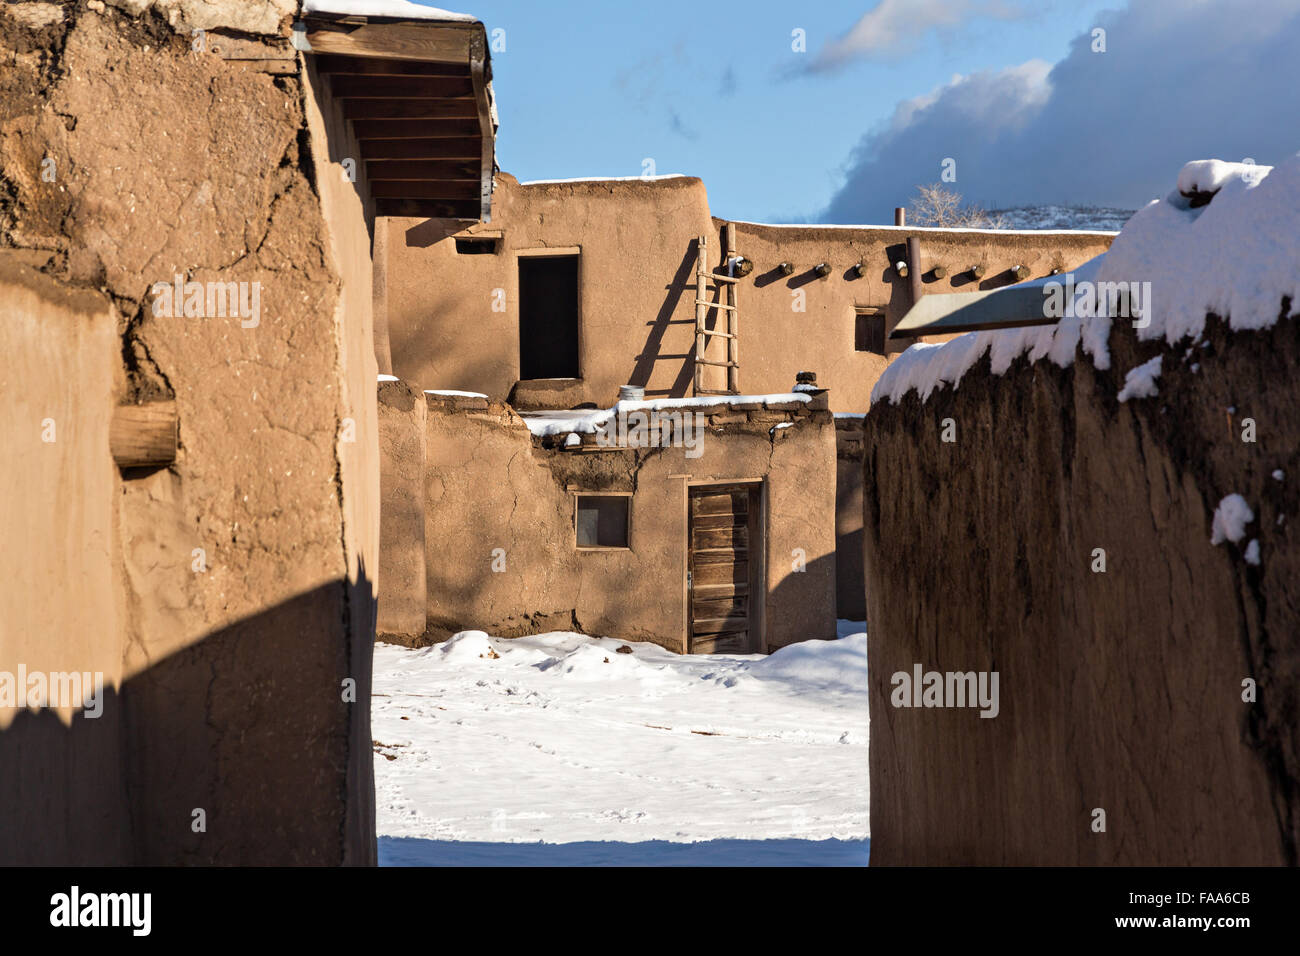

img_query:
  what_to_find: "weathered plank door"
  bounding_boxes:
[688,484,761,654]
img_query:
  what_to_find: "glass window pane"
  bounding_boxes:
[576,496,628,548]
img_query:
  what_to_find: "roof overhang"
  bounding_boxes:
[294,10,497,222]
[890,283,1059,338]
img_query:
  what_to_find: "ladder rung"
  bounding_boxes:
[694,388,737,395]
[701,272,739,284]
[695,359,739,368]
[695,300,737,311]
[698,329,736,339]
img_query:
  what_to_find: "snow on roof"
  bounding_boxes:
[518,175,690,186]
[728,219,1118,237]
[424,388,489,398]
[1177,160,1268,197]
[302,0,479,21]
[521,393,812,438]
[871,153,1300,407]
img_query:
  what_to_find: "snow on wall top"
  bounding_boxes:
[519,175,690,186]
[521,393,813,438]
[730,219,1118,238]
[302,0,479,21]
[871,153,1300,407]
[1177,160,1265,197]
[425,388,489,398]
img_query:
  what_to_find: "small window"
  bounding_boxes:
[855,307,887,355]
[455,237,498,255]
[575,494,630,549]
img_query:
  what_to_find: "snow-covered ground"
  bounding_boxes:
[373,622,869,866]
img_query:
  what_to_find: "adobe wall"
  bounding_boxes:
[376,387,837,652]
[377,379,427,638]
[384,172,717,408]
[0,255,131,864]
[864,310,1300,865]
[0,2,377,864]
[301,50,381,863]
[382,173,1114,414]
[727,221,1113,412]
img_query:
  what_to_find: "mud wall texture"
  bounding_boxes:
[377,380,427,638]
[864,311,1300,865]
[376,388,837,652]
[1,3,376,864]
[382,172,1113,414]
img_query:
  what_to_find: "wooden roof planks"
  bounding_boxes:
[297,11,497,222]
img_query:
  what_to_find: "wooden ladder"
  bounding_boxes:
[693,224,740,395]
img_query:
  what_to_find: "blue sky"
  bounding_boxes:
[429,0,1300,223]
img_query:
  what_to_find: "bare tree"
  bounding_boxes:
[908,183,1006,229]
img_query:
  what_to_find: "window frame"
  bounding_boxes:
[517,246,583,382]
[572,491,633,552]
[854,305,888,355]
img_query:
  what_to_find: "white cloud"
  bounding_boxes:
[811,0,1034,71]
[821,0,1300,221]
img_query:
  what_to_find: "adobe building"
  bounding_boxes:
[860,157,1300,864]
[0,0,496,865]
[373,172,1114,648]
[0,0,1120,866]
[380,380,839,654]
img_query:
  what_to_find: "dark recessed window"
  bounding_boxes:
[519,254,580,380]
[455,237,499,255]
[575,495,630,549]
[855,307,887,354]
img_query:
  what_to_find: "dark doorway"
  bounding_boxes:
[519,255,580,380]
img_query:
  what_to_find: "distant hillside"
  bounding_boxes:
[990,204,1135,232]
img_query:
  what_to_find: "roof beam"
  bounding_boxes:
[359,137,481,161]
[352,118,480,140]
[329,75,474,98]
[300,14,495,222]
[365,159,480,180]
[312,54,469,76]
[341,99,477,120]
[468,32,494,222]
[300,18,480,63]
[369,180,481,200]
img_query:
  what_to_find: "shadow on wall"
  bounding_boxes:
[418,533,682,650]
[387,220,515,395]
[627,239,697,398]
[392,346,504,397]
[766,550,840,649]
[404,219,467,250]
[0,573,376,866]
[836,525,866,621]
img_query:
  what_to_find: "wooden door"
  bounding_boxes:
[688,484,760,654]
